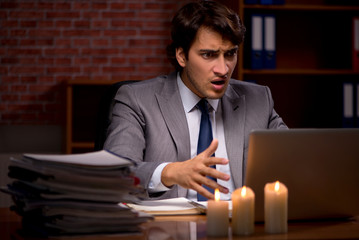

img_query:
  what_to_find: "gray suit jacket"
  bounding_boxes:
[104,72,287,199]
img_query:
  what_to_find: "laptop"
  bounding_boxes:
[244,128,359,221]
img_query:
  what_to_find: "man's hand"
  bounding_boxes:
[161,139,230,200]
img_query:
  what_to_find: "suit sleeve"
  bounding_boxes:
[103,85,162,197]
[103,84,180,199]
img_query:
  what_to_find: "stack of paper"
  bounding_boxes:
[1,150,152,237]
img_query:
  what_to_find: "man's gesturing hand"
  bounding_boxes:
[161,139,230,200]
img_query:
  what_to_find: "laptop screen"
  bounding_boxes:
[245,129,359,221]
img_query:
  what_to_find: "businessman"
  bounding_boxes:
[104,1,287,201]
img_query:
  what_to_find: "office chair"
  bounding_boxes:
[94,80,138,151]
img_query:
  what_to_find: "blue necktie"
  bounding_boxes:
[197,99,216,201]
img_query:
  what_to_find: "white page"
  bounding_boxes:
[127,197,204,212]
[23,150,133,168]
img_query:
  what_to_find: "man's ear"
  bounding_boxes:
[175,48,186,67]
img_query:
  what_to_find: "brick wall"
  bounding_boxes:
[0,0,193,125]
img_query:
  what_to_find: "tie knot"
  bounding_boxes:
[197,99,209,114]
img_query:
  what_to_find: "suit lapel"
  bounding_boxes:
[222,84,246,189]
[155,73,190,197]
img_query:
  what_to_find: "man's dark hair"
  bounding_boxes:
[166,0,246,71]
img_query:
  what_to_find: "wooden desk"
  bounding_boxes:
[1,208,359,240]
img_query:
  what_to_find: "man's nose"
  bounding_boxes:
[213,56,229,76]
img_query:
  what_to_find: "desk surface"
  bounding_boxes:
[1,208,359,240]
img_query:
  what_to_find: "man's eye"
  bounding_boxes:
[225,50,238,58]
[201,52,216,59]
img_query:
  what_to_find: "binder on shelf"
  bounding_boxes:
[260,0,273,4]
[342,82,355,128]
[353,17,359,72]
[263,14,276,69]
[251,14,264,69]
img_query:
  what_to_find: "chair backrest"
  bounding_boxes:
[94,80,138,151]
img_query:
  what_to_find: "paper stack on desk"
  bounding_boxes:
[1,150,152,237]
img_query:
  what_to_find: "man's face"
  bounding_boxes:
[176,27,238,99]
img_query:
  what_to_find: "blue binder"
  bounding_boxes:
[263,14,276,69]
[342,82,355,128]
[260,0,273,4]
[251,14,264,69]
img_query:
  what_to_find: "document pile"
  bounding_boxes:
[1,150,152,236]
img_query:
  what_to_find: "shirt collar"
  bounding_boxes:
[177,72,219,113]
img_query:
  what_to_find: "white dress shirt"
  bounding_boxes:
[148,73,235,200]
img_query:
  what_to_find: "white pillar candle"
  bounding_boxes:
[206,189,229,237]
[264,181,288,234]
[232,186,255,235]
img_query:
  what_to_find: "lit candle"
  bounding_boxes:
[264,181,288,234]
[206,189,229,237]
[231,186,255,235]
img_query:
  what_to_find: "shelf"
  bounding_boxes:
[242,69,359,75]
[221,0,359,128]
[241,7,354,75]
[66,80,140,153]
[66,81,114,153]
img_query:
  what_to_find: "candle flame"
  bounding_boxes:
[275,181,280,192]
[214,188,220,201]
[241,186,247,197]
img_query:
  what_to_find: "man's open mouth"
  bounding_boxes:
[212,80,225,85]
